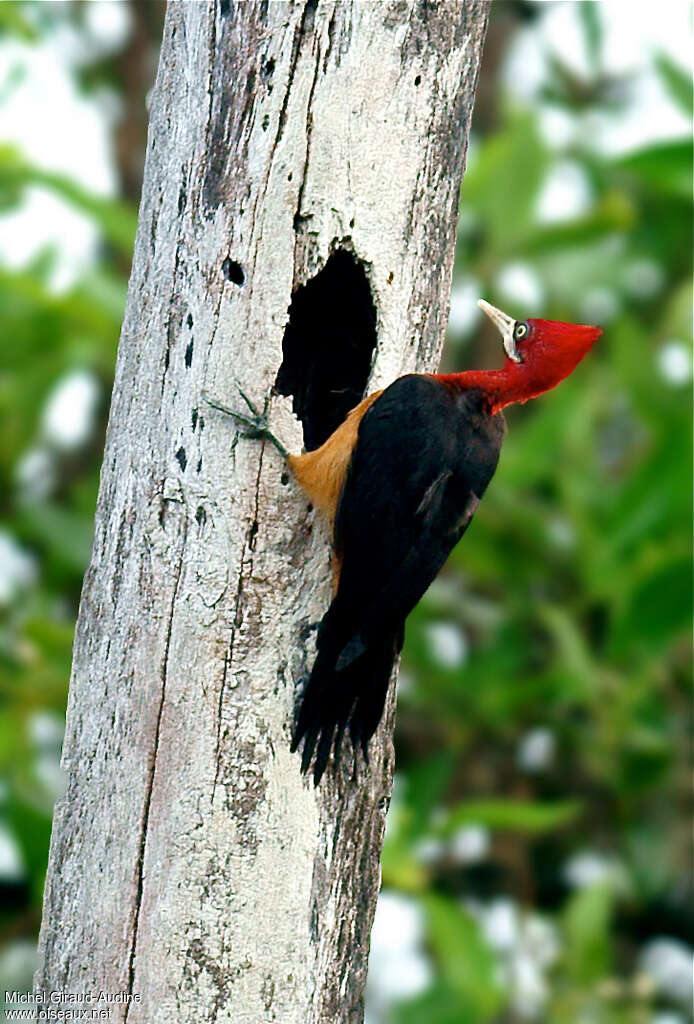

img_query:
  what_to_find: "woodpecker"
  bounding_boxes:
[206,299,601,783]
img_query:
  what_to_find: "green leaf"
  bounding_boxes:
[655,52,693,115]
[613,555,693,654]
[519,194,634,257]
[404,750,456,836]
[461,113,546,254]
[579,2,602,72]
[0,145,137,255]
[615,140,693,199]
[6,795,53,906]
[424,894,504,1021]
[0,2,38,41]
[441,799,581,835]
[395,981,480,1024]
[17,501,94,576]
[562,883,615,984]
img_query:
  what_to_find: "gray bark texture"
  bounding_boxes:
[35,2,489,1022]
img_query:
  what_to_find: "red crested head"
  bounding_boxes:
[475,300,602,412]
[515,316,602,392]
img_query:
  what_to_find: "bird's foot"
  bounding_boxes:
[202,386,289,458]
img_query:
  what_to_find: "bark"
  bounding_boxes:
[35,2,489,1022]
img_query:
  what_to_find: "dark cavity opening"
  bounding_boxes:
[275,249,377,451]
[222,258,245,285]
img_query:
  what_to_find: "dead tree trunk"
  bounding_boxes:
[36,3,489,1021]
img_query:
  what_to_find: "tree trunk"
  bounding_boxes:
[35,2,489,1021]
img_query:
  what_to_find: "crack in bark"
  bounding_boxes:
[293,45,321,236]
[211,445,265,802]
[269,0,317,166]
[124,517,188,1018]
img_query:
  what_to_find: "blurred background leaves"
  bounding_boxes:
[0,2,691,1022]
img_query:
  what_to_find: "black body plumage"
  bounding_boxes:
[291,375,506,783]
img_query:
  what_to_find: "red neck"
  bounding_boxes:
[433,367,537,415]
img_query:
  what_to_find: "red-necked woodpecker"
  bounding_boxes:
[206,299,602,783]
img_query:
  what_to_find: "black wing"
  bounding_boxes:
[292,375,505,781]
[332,375,503,648]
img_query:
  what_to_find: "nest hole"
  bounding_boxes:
[275,250,377,451]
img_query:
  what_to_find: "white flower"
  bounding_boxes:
[468,899,560,1020]
[546,517,576,551]
[536,161,592,224]
[639,937,693,1006]
[623,259,663,298]
[479,898,519,953]
[366,891,432,1020]
[15,446,57,501]
[396,668,415,697]
[496,263,545,309]
[449,825,490,865]
[84,0,133,58]
[425,622,468,669]
[42,369,100,451]
[35,753,67,802]
[28,711,64,750]
[413,836,445,866]
[657,342,691,387]
[563,850,626,890]
[523,914,560,969]
[448,279,482,337]
[581,288,620,324]
[0,939,39,995]
[0,530,38,605]
[517,728,556,773]
[509,951,547,1019]
[0,823,25,881]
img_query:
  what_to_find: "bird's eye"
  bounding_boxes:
[514,321,529,342]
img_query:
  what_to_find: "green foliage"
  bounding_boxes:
[0,4,691,1022]
[422,895,504,1021]
[386,6,692,1022]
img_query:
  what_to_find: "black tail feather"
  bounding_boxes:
[291,622,403,784]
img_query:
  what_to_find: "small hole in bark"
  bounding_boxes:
[349,218,355,229]
[414,74,421,86]
[262,114,269,131]
[187,312,193,329]
[387,271,394,284]
[185,340,194,368]
[219,0,230,15]
[249,519,259,551]
[175,446,187,472]
[222,258,245,285]
[275,249,377,451]
[281,471,289,485]
[287,172,293,182]
[196,505,207,526]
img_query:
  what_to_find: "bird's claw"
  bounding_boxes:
[237,386,267,419]
[233,410,271,441]
[202,386,288,458]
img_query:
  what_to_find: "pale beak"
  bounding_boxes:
[477,299,522,363]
